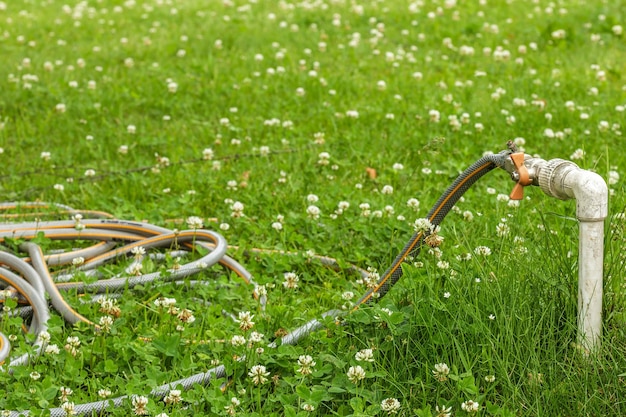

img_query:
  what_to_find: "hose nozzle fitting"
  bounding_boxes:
[537,158,579,200]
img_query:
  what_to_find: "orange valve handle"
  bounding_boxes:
[509,152,532,200]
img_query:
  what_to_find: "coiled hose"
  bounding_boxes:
[1,150,510,416]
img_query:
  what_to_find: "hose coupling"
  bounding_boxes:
[502,152,544,200]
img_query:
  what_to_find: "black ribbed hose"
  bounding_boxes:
[354,151,510,307]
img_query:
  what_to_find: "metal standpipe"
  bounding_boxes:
[505,153,609,353]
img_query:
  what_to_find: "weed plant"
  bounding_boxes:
[0,0,625,416]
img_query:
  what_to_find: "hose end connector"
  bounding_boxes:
[537,158,579,200]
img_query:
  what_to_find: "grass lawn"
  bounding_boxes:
[0,0,625,415]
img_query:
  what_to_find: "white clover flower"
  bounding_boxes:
[186,216,203,229]
[496,223,510,237]
[202,148,214,160]
[231,335,246,347]
[131,246,146,259]
[359,266,379,290]
[462,211,474,221]
[429,109,441,122]
[61,401,76,416]
[283,272,299,289]
[414,218,433,233]
[154,297,176,308]
[58,387,73,402]
[407,198,420,211]
[461,400,480,413]
[306,205,321,219]
[36,331,51,344]
[474,246,492,256]
[224,397,240,416]
[128,263,143,276]
[380,398,401,414]
[98,389,112,398]
[177,308,195,324]
[307,194,319,203]
[381,185,393,195]
[238,311,255,331]
[380,307,393,316]
[64,336,81,357]
[248,364,270,385]
[347,365,366,383]
[45,344,60,355]
[99,316,114,332]
[436,405,452,417]
[30,371,41,380]
[598,120,610,132]
[432,363,450,382]
[255,285,267,297]
[231,201,245,218]
[132,395,149,415]
[301,403,315,412]
[342,291,354,300]
[318,151,330,165]
[164,389,182,405]
[297,355,316,376]
[570,148,586,160]
[355,348,374,362]
[249,331,264,344]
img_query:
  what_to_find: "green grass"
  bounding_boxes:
[0,0,625,416]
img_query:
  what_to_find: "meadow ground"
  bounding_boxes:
[0,0,625,415]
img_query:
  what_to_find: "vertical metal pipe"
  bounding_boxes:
[537,159,608,353]
[577,221,604,351]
